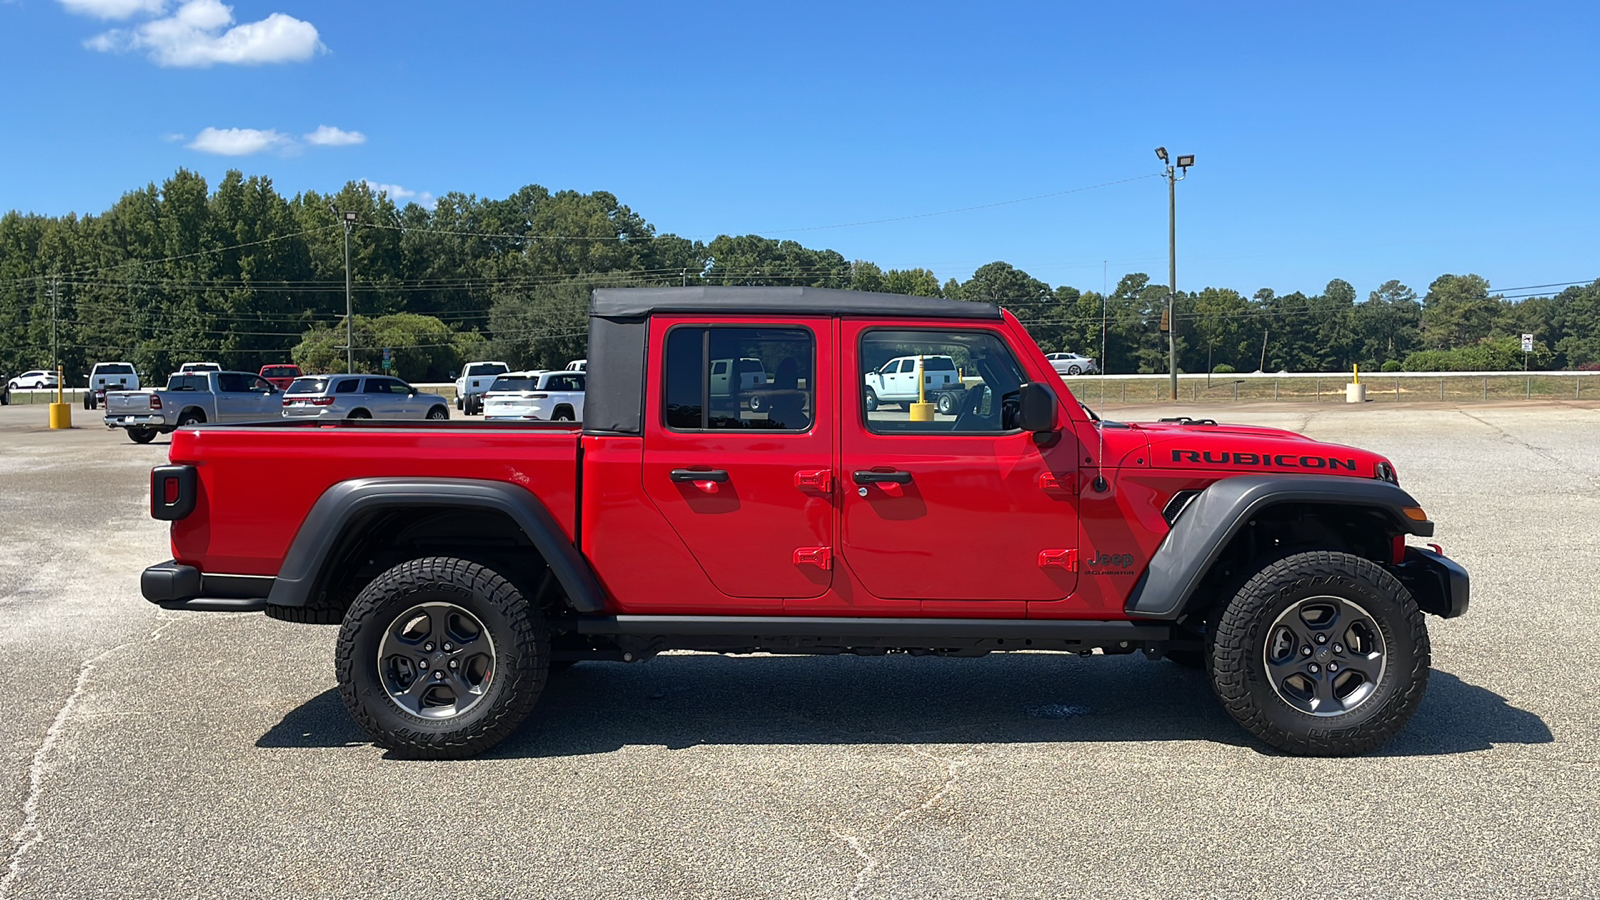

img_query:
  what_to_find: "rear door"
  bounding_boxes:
[641,318,833,603]
[838,322,1081,611]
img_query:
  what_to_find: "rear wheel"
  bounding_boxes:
[1210,550,1428,756]
[348,409,371,420]
[936,393,958,415]
[553,407,574,422]
[177,411,204,428]
[1067,364,1082,375]
[336,557,549,759]
[127,427,157,444]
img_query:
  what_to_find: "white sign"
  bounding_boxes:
[1522,333,1534,353]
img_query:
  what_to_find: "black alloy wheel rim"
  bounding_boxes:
[376,602,497,719]
[1263,595,1387,717]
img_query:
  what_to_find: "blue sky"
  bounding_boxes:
[2,1,1596,300]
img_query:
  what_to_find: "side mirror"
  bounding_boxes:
[1018,382,1058,433]
[408,387,418,396]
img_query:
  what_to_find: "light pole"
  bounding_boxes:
[342,211,357,373]
[1155,147,1193,401]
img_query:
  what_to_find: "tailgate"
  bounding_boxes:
[106,392,155,414]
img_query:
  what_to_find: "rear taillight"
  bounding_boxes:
[150,395,162,409]
[151,465,196,521]
[311,397,336,406]
[282,398,292,407]
[528,393,548,399]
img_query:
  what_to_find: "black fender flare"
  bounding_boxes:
[265,478,605,613]
[1124,475,1435,620]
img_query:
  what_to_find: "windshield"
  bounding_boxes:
[466,364,507,377]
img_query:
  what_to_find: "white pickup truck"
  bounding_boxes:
[104,370,282,443]
[862,354,966,414]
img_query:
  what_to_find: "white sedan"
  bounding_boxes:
[7,370,60,391]
[482,370,585,422]
[1045,352,1099,376]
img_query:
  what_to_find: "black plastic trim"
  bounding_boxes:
[1124,475,1436,620]
[573,615,1169,642]
[1390,546,1470,618]
[141,560,200,603]
[264,478,605,614]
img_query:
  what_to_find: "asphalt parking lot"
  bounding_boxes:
[1,401,1597,899]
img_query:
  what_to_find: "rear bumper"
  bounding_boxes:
[106,414,169,428]
[141,561,272,612]
[1391,546,1470,618]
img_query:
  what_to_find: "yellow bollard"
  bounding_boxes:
[49,366,72,428]
[909,402,935,422]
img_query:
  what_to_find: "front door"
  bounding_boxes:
[838,323,1080,608]
[641,318,834,602]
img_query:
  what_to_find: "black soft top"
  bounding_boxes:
[590,286,1000,320]
[585,286,1001,436]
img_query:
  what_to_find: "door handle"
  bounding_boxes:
[670,468,729,483]
[852,470,912,485]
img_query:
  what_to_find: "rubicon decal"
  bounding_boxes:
[1170,449,1358,471]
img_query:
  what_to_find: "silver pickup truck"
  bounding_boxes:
[105,371,283,443]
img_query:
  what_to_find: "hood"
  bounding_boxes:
[1088,417,1393,482]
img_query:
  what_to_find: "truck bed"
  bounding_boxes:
[168,420,581,577]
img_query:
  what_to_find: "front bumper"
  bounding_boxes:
[1391,546,1470,618]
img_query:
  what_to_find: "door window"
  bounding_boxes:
[217,373,252,393]
[665,327,814,432]
[860,330,1026,434]
[364,379,394,394]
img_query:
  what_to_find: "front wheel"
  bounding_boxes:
[426,405,449,420]
[1210,551,1429,756]
[864,388,879,413]
[336,557,550,759]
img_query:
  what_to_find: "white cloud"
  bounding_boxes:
[305,125,365,147]
[187,126,289,156]
[364,180,436,208]
[86,0,324,67]
[57,0,166,19]
[161,132,185,142]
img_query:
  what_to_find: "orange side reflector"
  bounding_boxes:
[1402,507,1428,521]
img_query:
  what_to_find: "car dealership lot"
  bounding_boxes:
[0,401,1596,899]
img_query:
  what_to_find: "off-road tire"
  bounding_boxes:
[336,557,549,759]
[127,427,158,444]
[1210,550,1429,756]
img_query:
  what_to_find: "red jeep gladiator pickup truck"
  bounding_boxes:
[141,287,1468,759]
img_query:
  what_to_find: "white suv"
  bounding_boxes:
[482,370,585,422]
[1045,352,1098,376]
[455,361,510,415]
[7,370,59,391]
